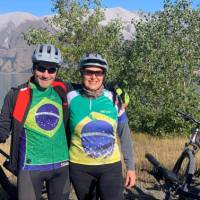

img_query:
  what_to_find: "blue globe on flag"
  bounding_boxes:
[35,104,59,131]
[81,120,115,158]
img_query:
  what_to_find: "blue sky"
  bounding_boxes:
[0,0,200,16]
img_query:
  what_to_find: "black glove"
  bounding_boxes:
[105,82,130,109]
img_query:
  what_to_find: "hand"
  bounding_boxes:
[124,170,136,189]
[121,103,127,110]
[115,88,130,105]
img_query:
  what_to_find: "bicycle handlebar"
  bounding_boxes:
[145,153,161,168]
[145,153,179,183]
[176,110,200,126]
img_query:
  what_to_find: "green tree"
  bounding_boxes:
[24,0,123,82]
[121,0,200,135]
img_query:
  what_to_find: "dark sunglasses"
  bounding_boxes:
[81,69,105,77]
[36,65,58,74]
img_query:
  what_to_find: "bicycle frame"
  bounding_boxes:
[145,110,200,200]
[0,148,17,199]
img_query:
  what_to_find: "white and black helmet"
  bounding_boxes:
[79,53,108,71]
[32,44,62,67]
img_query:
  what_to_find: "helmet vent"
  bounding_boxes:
[55,48,58,55]
[47,46,51,54]
[83,59,106,66]
[32,44,62,66]
[39,45,43,53]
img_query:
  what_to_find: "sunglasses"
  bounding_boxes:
[36,65,58,74]
[81,69,105,77]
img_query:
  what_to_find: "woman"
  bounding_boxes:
[67,53,136,200]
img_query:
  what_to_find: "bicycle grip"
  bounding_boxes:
[145,153,161,168]
[146,153,179,182]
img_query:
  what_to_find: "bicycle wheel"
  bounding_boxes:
[0,166,17,199]
[172,148,195,191]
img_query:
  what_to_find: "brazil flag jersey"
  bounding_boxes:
[67,89,121,165]
[19,83,69,171]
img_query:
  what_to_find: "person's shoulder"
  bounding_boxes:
[16,82,29,90]
[3,81,29,106]
[103,89,114,99]
[103,88,113,93]
[8,82,28,94]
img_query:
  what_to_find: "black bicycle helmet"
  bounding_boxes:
[32,44,62,67]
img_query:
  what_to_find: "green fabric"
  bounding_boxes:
[69,92,118,133]
[68,89,121,165]
[23,83,69,165]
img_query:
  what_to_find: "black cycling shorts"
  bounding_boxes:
[18,165,70,200]
[70,162,123,200]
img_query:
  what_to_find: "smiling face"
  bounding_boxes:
[81,66,105,91]
[33,62,58,89]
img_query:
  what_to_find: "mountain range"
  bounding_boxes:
[0,8,142,73]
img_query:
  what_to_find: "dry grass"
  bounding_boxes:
[132,133,200,183]
[1,133,200,185]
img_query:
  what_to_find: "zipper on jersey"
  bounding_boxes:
[89,98,92,111]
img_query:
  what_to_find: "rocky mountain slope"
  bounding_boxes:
[0,8,142,73]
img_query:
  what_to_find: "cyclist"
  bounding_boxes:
[67,53,136,200]
[0,44,70,200]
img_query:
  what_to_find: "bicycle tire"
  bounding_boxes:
[145,153,178,183]
[0,166,17,199]
[172,148,195,191]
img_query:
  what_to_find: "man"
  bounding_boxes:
[0,44,70,200]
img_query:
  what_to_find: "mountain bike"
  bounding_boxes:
[145,110,200,200]
[0,149,17,200]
